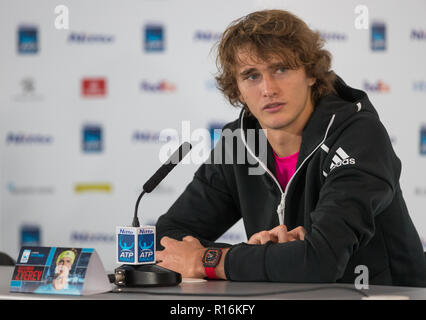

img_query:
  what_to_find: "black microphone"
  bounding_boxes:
[132,142,192,227]
[111,142,192,288]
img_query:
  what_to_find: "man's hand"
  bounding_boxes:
[247,225,306,245]
[156,236,206,278]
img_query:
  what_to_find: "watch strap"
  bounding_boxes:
[204,266,218,279]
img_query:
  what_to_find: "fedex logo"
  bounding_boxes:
[363,80,390,93]
[140,80,176,93]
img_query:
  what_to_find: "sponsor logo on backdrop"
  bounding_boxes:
[132,129,178,143]
[209,122,226,148]
[68,32,115,44]
[82,124,103,153]
[421,125,426,155]
[74,183,112,193]
[136,184,174,195]
[413,81,426,92]
[7,182,54,195]
[193,30,222,42]
[371,21,386,51]
[81,78,107,97]
[6,132,53,145]
[140,80,176,93]
[13,77,44,101]
[70,231,114,243]
[363,80,390,93]
[319,31,347,41]
[21,225,41,247]
[144,24,165,52]
[17,25,38,54]
[411,29,426,40]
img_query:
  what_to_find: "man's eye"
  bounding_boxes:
[276,67,287,73]
[246,74,259,80]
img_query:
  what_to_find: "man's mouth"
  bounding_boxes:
[263,102,286,112]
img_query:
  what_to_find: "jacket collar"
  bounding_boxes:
[239,74,379,170]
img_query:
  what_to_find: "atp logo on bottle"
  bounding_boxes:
[138,228,155,263]
[117,228,136,263]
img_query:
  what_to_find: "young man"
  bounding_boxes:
[52,249,76,290]
[155,10,426,286]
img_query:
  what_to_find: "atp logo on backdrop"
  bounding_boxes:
[81,78,107,97]
[20,225,41,247]
[144,24,165,52]
[82,125,103,153]
[371,21,386,51]
[209,122,226,149]
[17,25,38,54]
[421,125,426,155]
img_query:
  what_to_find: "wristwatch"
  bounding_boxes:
[202,248,222,279]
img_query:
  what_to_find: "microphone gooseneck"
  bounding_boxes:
[132,190,146,227]
[132,142,192,227]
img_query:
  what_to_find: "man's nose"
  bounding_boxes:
[261,74,279,97]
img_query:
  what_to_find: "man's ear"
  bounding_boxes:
[308,77,316,87]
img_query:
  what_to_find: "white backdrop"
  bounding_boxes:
[0,0,425,272]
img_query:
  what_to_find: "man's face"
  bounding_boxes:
[235,49,316,134]
[55,257,73,275]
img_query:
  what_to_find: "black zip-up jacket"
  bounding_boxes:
[156,76,426,287]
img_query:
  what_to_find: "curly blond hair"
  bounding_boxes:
[215,10,336,111]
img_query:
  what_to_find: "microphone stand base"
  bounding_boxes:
[114,264,182,287]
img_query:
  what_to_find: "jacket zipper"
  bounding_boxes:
[240,111,336,225]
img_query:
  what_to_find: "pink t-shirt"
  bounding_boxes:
[273,150,299,191]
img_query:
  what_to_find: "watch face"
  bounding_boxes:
[205,251,216,263]
[203,248,222,268]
